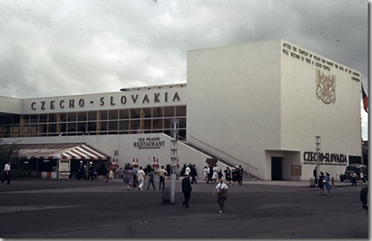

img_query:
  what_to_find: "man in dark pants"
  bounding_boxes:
[190,164,198,184]
[238,165,244,185]
[77,161,86,180]
[313,167,318,186]
[182,172,192,208]
[158,166,168,190]
[360,186,368,215]
[1,161,11,185]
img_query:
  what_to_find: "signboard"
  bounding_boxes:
[58,159,71,179]
[303,152,347,164]
[59,159,71,172]
[133,137,165,149]
[291,165,301,176]
[27,90,182,113]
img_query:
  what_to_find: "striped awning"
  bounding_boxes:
[18,143,111,161]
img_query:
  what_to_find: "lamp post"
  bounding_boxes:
[315,136,321,183]
[170,118,179,204]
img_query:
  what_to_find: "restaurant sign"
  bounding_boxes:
[133,137,165,150]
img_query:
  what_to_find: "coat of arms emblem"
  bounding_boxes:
[316,69,336,104]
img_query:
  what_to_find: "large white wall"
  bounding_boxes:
[280,40,361,179]
[281,42,361,154]
[187,39,362,180]
[0,96,22,114]
[187,40,283,179]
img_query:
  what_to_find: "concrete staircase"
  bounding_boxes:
[181,140,262,181]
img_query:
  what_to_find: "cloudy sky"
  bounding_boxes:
[0,0,368,139]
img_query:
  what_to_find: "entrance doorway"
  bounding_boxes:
[271,157,282,180]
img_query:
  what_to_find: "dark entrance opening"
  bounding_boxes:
[271,157,282,180]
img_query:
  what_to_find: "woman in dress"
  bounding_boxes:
[323,172,332,195]
[122,164,131,190]
[202,166,209,182]
[211,166,219,184]
[318,172,325,195]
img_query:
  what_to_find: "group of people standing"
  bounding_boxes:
[184,164,198,184]
[203,165,244,186]
[122,164,168,191]
[77,161,97,180]
[318,172,332,195]
[314,170,332,195]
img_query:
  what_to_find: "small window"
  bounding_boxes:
[68,112,76,122]
[78,112,87,122]
[88,111,97,121]
[109,110,119,120]
[119,109,129,119]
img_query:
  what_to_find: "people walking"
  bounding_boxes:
[202,166,209,182]
[323,172,332,195]
[238,165,244,185]
[136,166,146,191]
[211,166,218,184]
[106,164,114,183]
[77,161,86,180]
[87,161,94,180]
[212,178,228,214]
[122,164,131,190]
[190,164,198,184]
[185,165,191,175]
[182,172,192,208]
[351,172,358,186]
[232,167,238,186]
[218,169,223,180]
[1,161,11,185]
[84,163,88,180]
[207,165,213,183]
[318,172,325,195]
[224,167,232,186]
[313,167,318,186]
[360,171,365,183]
[158,165,168,190]
[132,165,138,188]
[127,167,134,189]
[360,186,368,216]
[147,168,156,190]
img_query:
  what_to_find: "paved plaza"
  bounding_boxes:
[0,178,368,239]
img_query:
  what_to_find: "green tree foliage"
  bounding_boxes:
[0,140,21,168]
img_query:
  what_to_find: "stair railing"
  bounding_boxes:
[185,136,261,179]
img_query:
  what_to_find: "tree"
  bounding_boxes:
[0,140,21,169]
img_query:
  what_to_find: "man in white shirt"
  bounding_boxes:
[136,166,146,191]
[1,161,11,185]
[212,178,228,213]
[158,166,168,190]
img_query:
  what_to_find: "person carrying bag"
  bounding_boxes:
[212,178,229,214]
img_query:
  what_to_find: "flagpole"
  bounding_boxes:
[315,136,321,182]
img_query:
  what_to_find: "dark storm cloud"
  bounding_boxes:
[0,0,367,138]
[0,0,367,96]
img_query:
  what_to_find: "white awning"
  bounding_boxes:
[18,143,110,161]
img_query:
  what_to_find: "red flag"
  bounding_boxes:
[362,84,368,113]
